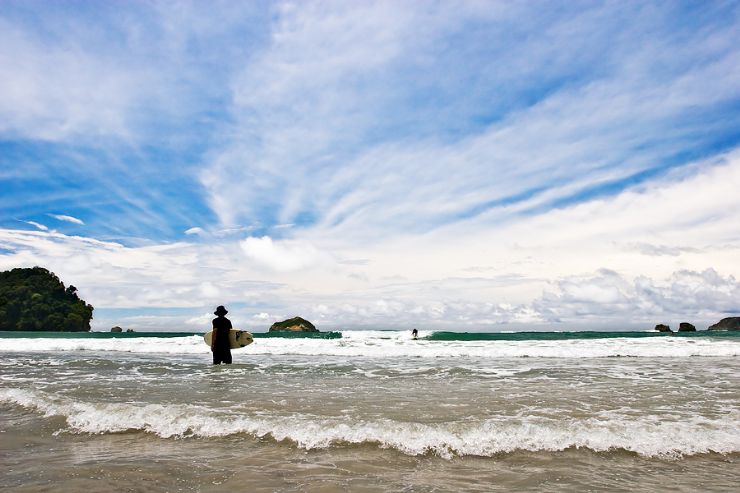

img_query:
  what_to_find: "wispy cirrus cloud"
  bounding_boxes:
[1,151,739,330]
[0,1,265,241]
[48,214,84,225]
[0,1,739,329]
[19,219,48,231]
[202,0,740,243]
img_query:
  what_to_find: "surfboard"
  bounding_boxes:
[204,329,254,349]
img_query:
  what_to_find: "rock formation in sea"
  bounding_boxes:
[678,322,696,332]
[707,317,740,331]
[654,324,672,332]
[110,326,123,333]
[269,316,318,332]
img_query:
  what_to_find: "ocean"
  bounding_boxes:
[1,330,738,492]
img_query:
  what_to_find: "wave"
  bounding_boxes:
[0,335,208,354]
[253,331,342,339]
[2,388,737,459]
[427,330,740,341]
[0,330,738,358]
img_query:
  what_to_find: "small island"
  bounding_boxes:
[654,318,738,332]
[707,317,740,331]
[0,267,94,331]
[269,316,318,332]
[678,322,696,332]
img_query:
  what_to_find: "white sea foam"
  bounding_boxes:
[0,335,207,354]
[0,331,738,358]
[1,388,738,458]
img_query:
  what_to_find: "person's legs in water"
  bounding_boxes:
[212,348,232,365]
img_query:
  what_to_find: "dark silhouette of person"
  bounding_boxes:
[412,328,418,339]
[211,305,233,365]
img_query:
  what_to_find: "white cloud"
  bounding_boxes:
[0,228,280,314]
[214,226,254,237]
[184,227,204,235]
[198,282,220,299]
[185,312,214,327]
[535,268,740,326]
[240,235,330,272]
[20,220,48,231]
[48,214,85,225]
[627,243,702,257]
[0,3,258,143]
[0,18,147,141]
[201,1,740,243]
[1,151,739,331]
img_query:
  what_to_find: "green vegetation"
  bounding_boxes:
[268,316,318,332]
[0,267,94,331]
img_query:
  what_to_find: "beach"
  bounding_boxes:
[3,0,740,491]
[1,330,739,492]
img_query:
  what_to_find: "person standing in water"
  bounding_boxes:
[412,328,418,340]
[211,305,233,365]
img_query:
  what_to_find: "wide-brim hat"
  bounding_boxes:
[214,305,228,315]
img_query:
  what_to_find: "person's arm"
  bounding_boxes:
[211,322,217,351]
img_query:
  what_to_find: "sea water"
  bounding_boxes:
[1,330,738,492]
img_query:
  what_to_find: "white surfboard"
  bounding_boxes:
[204,329,254,349]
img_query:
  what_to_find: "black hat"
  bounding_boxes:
[214,305,228,316]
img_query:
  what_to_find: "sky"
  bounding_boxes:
[1,0,739,332]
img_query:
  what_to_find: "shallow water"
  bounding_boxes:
[1,330,738,491]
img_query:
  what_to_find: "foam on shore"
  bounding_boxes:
[1,387,738,458]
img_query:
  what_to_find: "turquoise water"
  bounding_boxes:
[0,330,343,339]
[426,330,740,341]
[1,329,737,341]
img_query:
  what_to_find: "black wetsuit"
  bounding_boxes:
[212,316,233,364]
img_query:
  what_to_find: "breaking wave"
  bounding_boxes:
[0,330,738,358]
[2,388,738,459]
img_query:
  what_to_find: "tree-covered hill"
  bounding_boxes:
[0,267,94,331]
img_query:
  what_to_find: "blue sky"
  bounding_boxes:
[1,1,739,331]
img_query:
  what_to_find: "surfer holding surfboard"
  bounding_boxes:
[204,306,254,364]
[210,305,233,365]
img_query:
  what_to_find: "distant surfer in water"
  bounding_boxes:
[412,328,418,340]
[211,305,232,365]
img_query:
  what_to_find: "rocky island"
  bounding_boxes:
[0,266,94,331]
[678,322,696,332]
[707,317,740,331]
[654,318,738,332]
[269,316,318,332]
